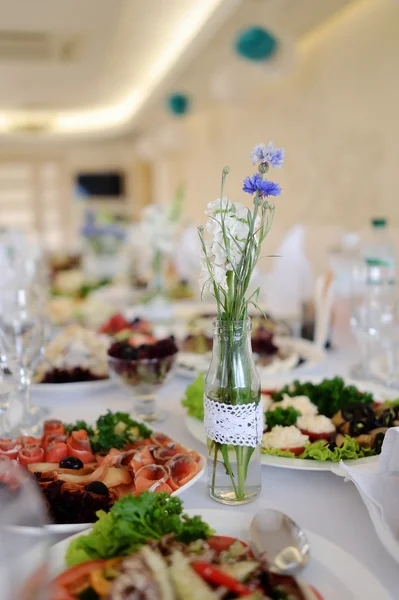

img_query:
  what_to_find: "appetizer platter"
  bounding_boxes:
[49,495,389,599]
[0,411,205,533]
[32,325,112,392]
[182,375,398,475]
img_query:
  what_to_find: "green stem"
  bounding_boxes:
[220,444,239,498]
[211,441,218,497]
[243,446,255,480]
[235,446,246,501]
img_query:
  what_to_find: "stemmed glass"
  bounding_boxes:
[0,285,49,435]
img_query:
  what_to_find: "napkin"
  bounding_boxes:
[261,224,314,319]
[340,427,399,562]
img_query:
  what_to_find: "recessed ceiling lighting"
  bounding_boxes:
[0,0,232,136]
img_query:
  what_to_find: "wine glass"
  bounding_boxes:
[0,285,49,435]
[0,459,50,599]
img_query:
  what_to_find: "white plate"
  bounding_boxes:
[24,454,206,536]
[176,337,326,379]
[31,378,114,394]
[184,376,397,476]
[49,508,390,600]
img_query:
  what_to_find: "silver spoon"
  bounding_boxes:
[249,508,310,575]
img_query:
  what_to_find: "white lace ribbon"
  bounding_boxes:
[204,396,263,447]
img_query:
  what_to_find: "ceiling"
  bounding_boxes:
[0,0,362,139]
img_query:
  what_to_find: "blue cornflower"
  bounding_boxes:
[250,142,284,168]
[242,173,281,197]
[242,173,262,194]
[257,179,281,197]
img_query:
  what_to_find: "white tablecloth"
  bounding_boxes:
[32,340,398,598]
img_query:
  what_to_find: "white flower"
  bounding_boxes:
[210,240,225,264]
[205,196,231,215]
[140,204,177,255]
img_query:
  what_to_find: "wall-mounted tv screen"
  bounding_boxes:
[75,172,125,197]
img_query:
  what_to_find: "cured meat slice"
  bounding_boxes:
[166,454,200,491]
[150,432,177,448]
[45,442,69,463]
[66,430,94,464]
[21,436,41,447]
[130,446,156,473]
[42,434,67,450]
[152,446,181,465]
[42,420,64,443]
[99,448,137,467]
[134,464,172,494]
[19,445,45,467]
[0,439,21,460]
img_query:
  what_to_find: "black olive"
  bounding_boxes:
[87,481,109,496]
[349,419,366,436]
[373,432,385,454]
[59,456,84,470]
[132,317,141,324]
[378,409,395,428]
[341,406,356,421]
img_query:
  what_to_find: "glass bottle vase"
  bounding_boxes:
[205,318,262,505]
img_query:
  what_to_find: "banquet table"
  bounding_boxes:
[31,339,398,598]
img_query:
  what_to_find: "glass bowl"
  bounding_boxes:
[107,340,178,422]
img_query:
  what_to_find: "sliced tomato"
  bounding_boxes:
[99,313,129,334]
[261,388,277,396]
[67,430,94,464]
[18,445,45,467]
[280,446,305,456]
[52,560,106,595]
[192,561,252,596]
[207,536,248,552]
[45,441,69,463]
[299,429,330,442]
[51,586,76,600]
[309,586,324,600]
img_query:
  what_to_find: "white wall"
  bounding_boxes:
[151,0,399,274]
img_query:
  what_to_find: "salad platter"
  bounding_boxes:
[182,375,399,476]
[48,497,390,599]
[0,411,205,534]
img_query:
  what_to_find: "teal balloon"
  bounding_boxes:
[167,93,189,116]
[235,27,277,61]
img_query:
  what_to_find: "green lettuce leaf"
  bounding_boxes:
[261,448,297,458]
[181,372,205,421]
[261,436,375,462]
[65,492,213,567]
